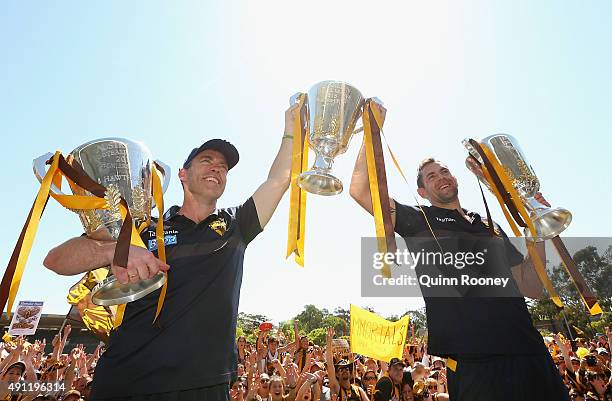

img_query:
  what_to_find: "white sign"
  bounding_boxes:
[8,301,44,336]
[332,339,350,356]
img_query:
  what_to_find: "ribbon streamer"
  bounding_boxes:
[1,151,168,329]
[152,163,168,322]
[470,139,601,315]
[551,236,602,316]
[468,140,563,309]
[363,100,395,278]
[0,152,60,318]
[286,94,308,266]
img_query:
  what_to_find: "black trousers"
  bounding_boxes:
[447,353,570,401]
[90,382,230,401]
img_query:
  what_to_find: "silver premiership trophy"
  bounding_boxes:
[463,134,572,241]
[33,137,171,306]
[291,81,366,195]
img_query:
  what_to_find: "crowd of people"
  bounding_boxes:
[229,321,612,401]
[1,319,612,400]
[0,324,96,401]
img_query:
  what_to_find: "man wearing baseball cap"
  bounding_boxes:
[44,106,300,400]
[373,358,404,401]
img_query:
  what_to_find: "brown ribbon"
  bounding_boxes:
[469,140,600,315]
[551,236,599,312]
[0,199,48,314]
[477,180,497,237]
[469,140,526,227]
[0,154,135,315]
[366,104,396,255]
[56,155,133,268]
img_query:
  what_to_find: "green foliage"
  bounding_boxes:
[323,315,349,337]
[528,245,612,338]
[308,327,328,346]
[236,312,271,344]
[295,305,328,334]
[279,320,296,342]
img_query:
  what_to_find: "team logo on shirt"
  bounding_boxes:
[482,218,501,236]
[435,216,456,223]
[209,218,227,236]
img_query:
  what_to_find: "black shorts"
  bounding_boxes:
[446,353,570,401]
[90,382,229,401]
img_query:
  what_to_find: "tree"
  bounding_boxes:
[294,305,327,334]
[403,309,427,332]
[237,312,271,338]
[308,328,328,346]
[323,315,349,337]
[527,244,612,337]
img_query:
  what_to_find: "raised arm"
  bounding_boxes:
[325,327,340,395]
[280,320,301,355]
[348,104,396,226]
[0,341,20,374]
[252,105,298,229]
[22,345,38,382]
[554,334,574,375]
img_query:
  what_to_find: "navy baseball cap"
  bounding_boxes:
[183,139,239,170]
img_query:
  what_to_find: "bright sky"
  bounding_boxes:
[2,1,611,323]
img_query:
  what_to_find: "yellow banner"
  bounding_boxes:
[350,304,409,361]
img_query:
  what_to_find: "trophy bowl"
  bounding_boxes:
[463,134,572,241]
[33,137,171,305]
[295,81,365,196]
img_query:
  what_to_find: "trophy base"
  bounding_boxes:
[91,272,167,306]
[524,207,572,242]
[297,170,343,196]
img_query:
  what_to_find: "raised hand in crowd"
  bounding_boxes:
[246,374,261,401]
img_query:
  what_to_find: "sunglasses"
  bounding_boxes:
[261,379,270,383]
[364,376,377,381]
[337,367,351,373]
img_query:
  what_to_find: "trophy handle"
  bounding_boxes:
[154,160,171,194]
[353,97,384,134]
[33,152,65,195]
[462,138,484,163]
[289,92,303,106]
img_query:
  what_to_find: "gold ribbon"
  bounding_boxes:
[3,152,61,318]
[363,100,392,278]
[1,150,168,329]
[476,143,563,308]
[152,164,168,322]
[286,94,308,266]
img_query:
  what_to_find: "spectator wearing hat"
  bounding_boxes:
[363,359,379,377]
[44,105,300,400]
[362,370,378,399]
[373,358,404,401]
[325,328,369,401]
[409,363,426,384]
[62,389,83,401]
[257,373,272,401]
